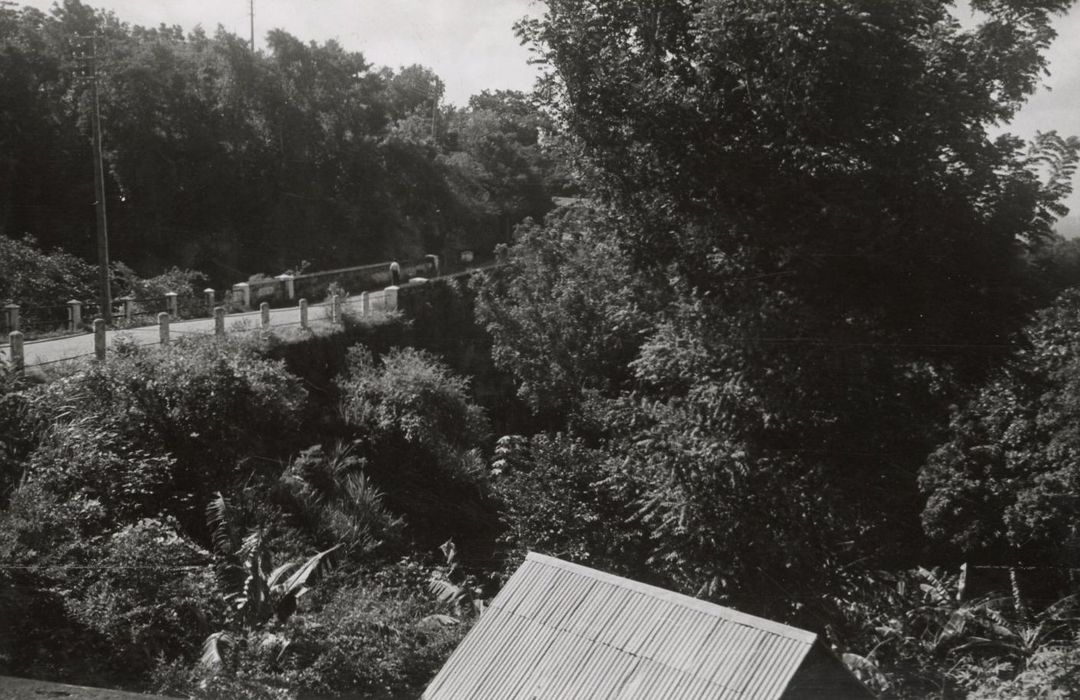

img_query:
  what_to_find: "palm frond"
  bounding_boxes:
[199,631,234,671]
[281,544,341,595]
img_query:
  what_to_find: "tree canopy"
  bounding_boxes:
[0,0,560,285]
[500,0,1079,617]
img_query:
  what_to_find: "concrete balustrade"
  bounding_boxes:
[3,304,19,332]
[94,319,106,360]
[331,294,342,324]
[8,331,23,373]
[384,285,399,312]
[233,282,251,310]
[68,300,82,331]
[277,274,296,300]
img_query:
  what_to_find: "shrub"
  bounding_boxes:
[65,519,219,680]
[490,432,646,577]
[337,346,495,548]
[276,443,405,560]
[282,583,466,697]
[0,362,35,506]
[0,235,95,310]
[25,336,307,534]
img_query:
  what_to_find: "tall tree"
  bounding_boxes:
[512,0,1079,616]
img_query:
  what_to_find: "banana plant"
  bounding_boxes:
[201,492,339,671]
[427,538,488,618]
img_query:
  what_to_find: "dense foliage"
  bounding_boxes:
[922,288,1080,569]
[508,0,1079,606]
[0,1,560,285]
[4,0,1080,697]
[0,329,494,696]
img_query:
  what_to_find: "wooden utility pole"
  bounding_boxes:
[75,35,112,323]
[249,0,255,52]
[431,96,438,141]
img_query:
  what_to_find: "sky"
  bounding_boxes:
[15,0,1080,219]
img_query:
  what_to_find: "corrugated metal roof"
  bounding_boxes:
[423,552,828,700]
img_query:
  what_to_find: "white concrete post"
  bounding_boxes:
[389,261,401,286]
[331,294,342,324]
[260,302,270,329]
[120,295,134,320]
[361,291,370,315]
[425,253,441,278]
[299,299,309,330]
[3,304,19,332]
[384,285,399,312]
[233,282,251,309]
[8,331,23,373]
[93,319,106,360]
[277,274,296,300]
[204,288,215,317]
[165,292,178,317]
[214,307,226,336]
[68,299,82,332]
[158,312,170,345]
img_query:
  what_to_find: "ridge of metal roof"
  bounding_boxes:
[522,552,818,645]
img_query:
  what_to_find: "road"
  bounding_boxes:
[0,291,386,371]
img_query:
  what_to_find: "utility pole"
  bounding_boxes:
[74,35,112,324]
[249,0,255,52]
[431,96,438,141]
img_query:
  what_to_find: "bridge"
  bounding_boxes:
[1,256,493,372]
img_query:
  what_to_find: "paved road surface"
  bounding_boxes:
[0,675,168,698]
[1,291,385,371]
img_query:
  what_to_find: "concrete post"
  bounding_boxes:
[425,253,441,278]
[3,304,19,332]
[260,302,270,330]
[277,274,296,300]
[233,282,251,309]
[158,312,170,345]
[8,331,23,373]
[165,292,178,317]
[299,299,309,330]
[120,295,134,320]
[389,261,401,286]
[331,294,342,324]
[204,288,215,317]
[214,307,226,336]
[384,285,399,313]
[93,319,106,360]
[68,299,82,332]
[361,291,370,315]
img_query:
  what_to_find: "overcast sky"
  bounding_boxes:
[16,0,1080,215]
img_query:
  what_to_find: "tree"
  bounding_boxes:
[922,288,1080,568]
[512,0,1080,614]
[476,203,665,425]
